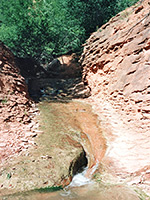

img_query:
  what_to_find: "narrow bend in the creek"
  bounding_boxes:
[68,101,107,177]
[39,100,107,181]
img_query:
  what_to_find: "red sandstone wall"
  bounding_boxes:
[0,42,37,160]
[81,0,150,134]
[0,42,32,123]
[80,0,150,192]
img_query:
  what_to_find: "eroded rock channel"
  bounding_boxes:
[0,85,140,200]
[1,0,150,197]
[0,44,106,198]
[0,41,145,200]
[0,87,105,195]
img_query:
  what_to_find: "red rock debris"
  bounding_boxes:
[0,42,39,162]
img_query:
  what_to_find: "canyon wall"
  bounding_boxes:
[0,42,37,161]
[80,0,150,193]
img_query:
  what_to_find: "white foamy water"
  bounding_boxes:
[69,161,99,187]
[69,168,92,187]
[60,167,92,198]
[60,162,99,198]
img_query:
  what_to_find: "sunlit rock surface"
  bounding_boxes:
[80,0,150,195]
[0,42,38,161]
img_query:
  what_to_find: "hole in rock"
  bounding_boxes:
[69,150,88,176]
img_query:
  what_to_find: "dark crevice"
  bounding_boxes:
[138,38,148,45]
[69,149,88,176]
[132,86,149,94]
[132,59,140,64]
[124,83,130,88]
[133,48,143,54]
[127,70,136,75]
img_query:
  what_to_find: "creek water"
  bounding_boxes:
[2,101,140,200]
[3,167,140,200]
[0,80,140,200]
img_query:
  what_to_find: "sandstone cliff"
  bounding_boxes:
[0,42,37,161]
[80,0,150,194]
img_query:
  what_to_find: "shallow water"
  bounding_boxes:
[0,100,140,200]
[1,165,140,200]
[2,180,140,200]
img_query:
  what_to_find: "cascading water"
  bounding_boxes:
[60,160,99,198]
[69,167,92,187]
[60,168,92,198]
[69,160,99,187]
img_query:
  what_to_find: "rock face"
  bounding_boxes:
[80,0,150,194]
[0,42,88,194]
[0,42,37,161]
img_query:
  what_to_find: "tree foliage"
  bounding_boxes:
[0,0,138,63]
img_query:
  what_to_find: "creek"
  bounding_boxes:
[1,78,140,200]
[4,101,139,200]
[3,164,140,200]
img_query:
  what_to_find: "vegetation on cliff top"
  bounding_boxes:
[0,0,138,62]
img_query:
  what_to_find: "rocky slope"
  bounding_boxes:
[0,42,88,195]
[0,42,40,161]
[80,0,150,194]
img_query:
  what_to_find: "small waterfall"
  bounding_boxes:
[70,152,100,186]
[60,167,92,198]
[60,161,99,198]
[69,167,92,187]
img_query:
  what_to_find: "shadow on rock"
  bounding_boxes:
[15,54,91,102]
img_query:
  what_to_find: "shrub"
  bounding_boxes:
[0,0,138,63]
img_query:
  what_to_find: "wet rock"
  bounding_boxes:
[0,101,88,194]
[69,150,88,176]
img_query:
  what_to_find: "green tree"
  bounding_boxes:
[66,0,138,36]
[0,0,84,62]
[0,0,138,63]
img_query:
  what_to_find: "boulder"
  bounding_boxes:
[46,58,61,73]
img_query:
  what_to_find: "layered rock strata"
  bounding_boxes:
[80,0,150,194]
[0,42,38,161]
